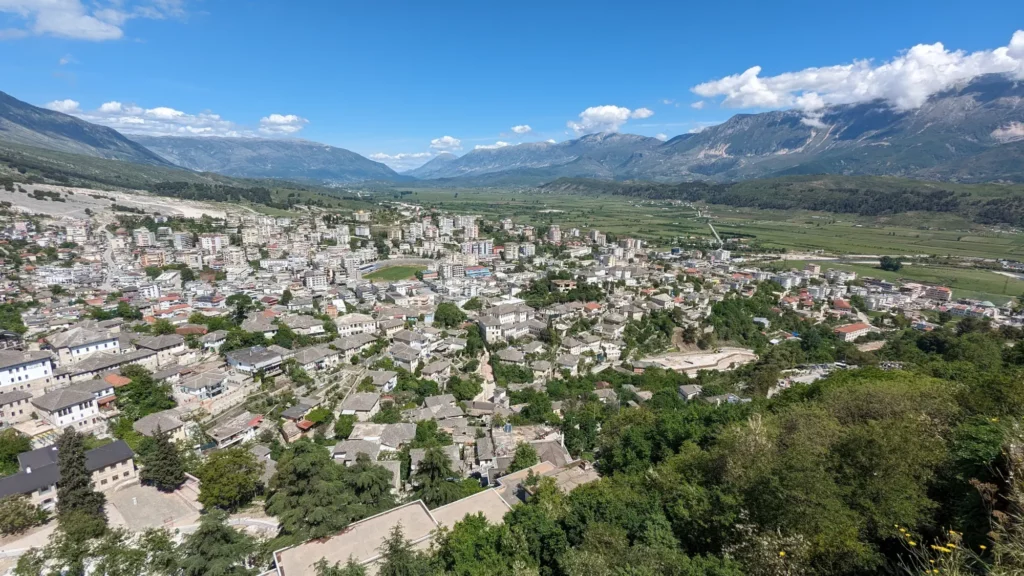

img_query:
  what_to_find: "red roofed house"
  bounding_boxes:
[833,322,871,342]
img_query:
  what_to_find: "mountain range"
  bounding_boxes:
[2,74,1024,185]
[406,74,1024,184]
[129,135,402,183]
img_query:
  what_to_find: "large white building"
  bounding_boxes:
[335,313,377,338]
[0,351,55,395]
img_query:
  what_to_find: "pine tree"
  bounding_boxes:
[414,446,461,508]
[140,426,185,492]
[179,509,257,576]
[55,427,106,538]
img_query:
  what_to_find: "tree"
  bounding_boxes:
[0,495,45,536]
[447,375,482,402]
[463,297,483,311]
[151,319,177,335]
[280,289,294,306]
[266,440,395,539]
[334,415,357,439]
[116,365,175,422]
[315,558,368,576]
[0,429,31,475]
[55,428,106,528]
[879,256,903,272]
[434,302,468,329]
[508,443,539,473]
[197,447,264,511]
[179,509,257,576]
[414,446,461,508]
[140,426,185,492]
[377,524,432,576]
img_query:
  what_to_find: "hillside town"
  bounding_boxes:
[0,198,1018,574]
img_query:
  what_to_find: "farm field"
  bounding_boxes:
[398,188,1024,260]
[363,265,426,281]
[771,260,1024,304]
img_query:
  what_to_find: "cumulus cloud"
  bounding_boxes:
[259,113,309,135]
[566,105,655,134]
[369,151,434,171]
[690,100,705,110]
[48,99,272,137]
[631,107,654,119]
[0,0,186,41]
[430,135,462,152]
[992,122,1024,142]
[692,30,1024,111]
[511,124,532,135]
[655,133,668,141]
[475,141,511,150]
[546,139,557,144]
[45,99,80,113]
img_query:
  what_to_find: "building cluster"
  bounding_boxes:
[0,198,1020,566]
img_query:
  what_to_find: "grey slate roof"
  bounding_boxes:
[0,350,51,371]
[340,392,380,412]
[133,410,184,436]
[0,440,134,499]
[31,388,94,412]
[0,390,31,406]
[133,334,184,351]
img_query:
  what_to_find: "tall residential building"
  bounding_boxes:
[548,225,561,244]
[172,232,195,250]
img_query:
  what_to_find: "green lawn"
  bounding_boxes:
[364,265,426,281]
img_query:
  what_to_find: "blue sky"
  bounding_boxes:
[2,0,1024,170]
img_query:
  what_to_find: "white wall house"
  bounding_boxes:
[0,351,55,395]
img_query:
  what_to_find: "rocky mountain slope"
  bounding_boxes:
[0,91,173,166]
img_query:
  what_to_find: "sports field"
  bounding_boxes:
[364,265,425,281]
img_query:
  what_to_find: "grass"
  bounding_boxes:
[772,260,1024,305]
[364,265,426,281]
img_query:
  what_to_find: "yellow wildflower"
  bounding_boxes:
[980,545,988,550]
[779,551,786,558]
[908,541,917,546]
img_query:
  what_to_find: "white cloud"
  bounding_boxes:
[0,0,186,42]
[655,133,668,141]
[546,139,556,144]
[430,135,462,152]
[567,105,654,134]
[631,107,654,119]
[661,99,674,105]
[58,54,74,65]
[690,100,705,110]
[259,113,309,135]
[475,141,511,150]
[48,98,279,137]
[369,151,434,171]
[992,122,1024,142]
[511,124,532,135]
[44,99,80,113]
[693,30,1024,111]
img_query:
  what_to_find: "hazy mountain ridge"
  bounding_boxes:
[130,135,403,184]
[0,91,173,167]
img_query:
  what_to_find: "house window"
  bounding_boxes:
[123,471,130,478]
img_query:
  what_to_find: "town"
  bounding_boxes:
[0,193,1017,575]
